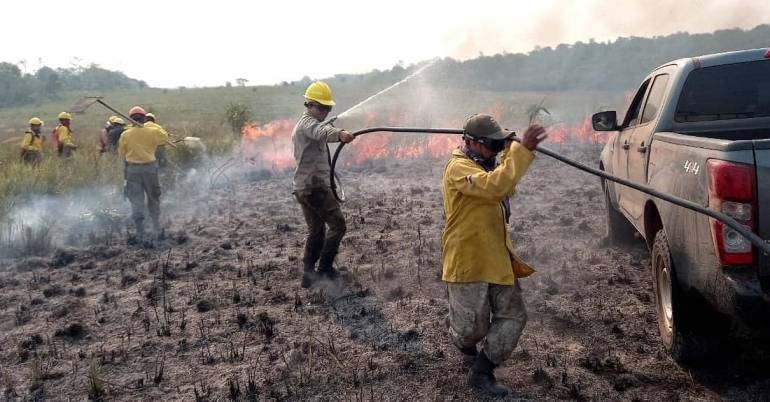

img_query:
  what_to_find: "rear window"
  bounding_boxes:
[675,59,770,122]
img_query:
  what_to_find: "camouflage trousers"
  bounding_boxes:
[294,187,346,272]
[125,162,162,231]
[447,281,527,365]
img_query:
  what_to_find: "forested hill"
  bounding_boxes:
[319,24,770,92]
[0,63,146,108]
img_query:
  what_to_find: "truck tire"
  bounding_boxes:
[603,180,637,246]
[651,229,705,364]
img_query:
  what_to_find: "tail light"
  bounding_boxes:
[707,159,756,265]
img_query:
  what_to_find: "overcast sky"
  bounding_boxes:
[3,0,768,88]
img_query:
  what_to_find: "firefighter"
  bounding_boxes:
[54,112,77,158]
[106,117,126,152]
[21,117,45,165]
[118,106,173,235]
[99,116,118,153]
[441,114,547,396]
[292,81,355,288]
[144,112,169,167]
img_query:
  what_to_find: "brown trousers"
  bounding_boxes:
[294,187,346,272]
[447,281,527,365]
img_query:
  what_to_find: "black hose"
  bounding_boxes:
[329,127,770,255]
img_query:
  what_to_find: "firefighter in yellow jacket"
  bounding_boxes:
[55,112,77,158]
[21,117,45,165]
[118,106,173,235]
[144,113,169,167]
[442,114,547,397]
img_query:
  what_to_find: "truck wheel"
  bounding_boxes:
[603,180,637,246]
[651,229,704,364]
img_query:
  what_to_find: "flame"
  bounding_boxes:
[238,109,606,171]
[239,119,295,169]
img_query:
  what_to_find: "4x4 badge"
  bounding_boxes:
[683,160,700,175]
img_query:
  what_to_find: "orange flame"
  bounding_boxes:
[238,109,606,170]
[239,119,295,169]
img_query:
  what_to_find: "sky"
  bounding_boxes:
[3,0,769,88]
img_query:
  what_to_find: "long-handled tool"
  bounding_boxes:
[329,126,770,255]
[69,96,143,127]
[70,96,203,147]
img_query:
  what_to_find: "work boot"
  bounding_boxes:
[468,352,510,397]
[317,252,339,281]
[300,263,317,289]
[317,266,339,281]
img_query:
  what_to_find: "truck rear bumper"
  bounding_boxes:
[721,269,770,332]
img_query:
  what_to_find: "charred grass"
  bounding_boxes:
[0,144,764,400]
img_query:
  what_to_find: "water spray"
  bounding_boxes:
[329,127,770,255]
[323,58,440,125]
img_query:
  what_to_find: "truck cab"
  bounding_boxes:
[593,48,770,363]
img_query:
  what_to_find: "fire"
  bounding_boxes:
[237,108,606,170]
[239,119,295,169]
[545,116,607,147]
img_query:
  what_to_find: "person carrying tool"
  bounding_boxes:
[292,81,356,288]
[442,114,547,397]
[21,117,45,165]
[144,112,169,167]
[105,117,126,152]
[99,116,118,153]
[118,106,173,235]
[54,112,77,158]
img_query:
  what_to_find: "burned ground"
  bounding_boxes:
[1,144,769,401]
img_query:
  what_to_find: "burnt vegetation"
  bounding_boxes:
[1,143,765,400]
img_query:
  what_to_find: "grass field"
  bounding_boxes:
[0,82,626,225]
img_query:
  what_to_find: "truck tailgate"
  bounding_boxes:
[755,140,770,278]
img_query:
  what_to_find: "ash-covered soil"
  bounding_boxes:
[2,144,769,401]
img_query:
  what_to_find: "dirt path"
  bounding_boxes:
[1,145,768,401]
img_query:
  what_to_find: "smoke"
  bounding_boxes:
[445,0,770,60]
[0,187,125,258]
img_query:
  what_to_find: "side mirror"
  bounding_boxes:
[592,111,618,131]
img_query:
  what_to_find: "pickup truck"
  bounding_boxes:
[592,48,770,363]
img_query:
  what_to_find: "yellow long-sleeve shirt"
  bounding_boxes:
[118,125,170,164]
[441,143,536,285]
[56,125,74,147]
[21,131,44,152]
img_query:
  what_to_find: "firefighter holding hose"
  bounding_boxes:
[292,81,355,288]
[442,114,547,396]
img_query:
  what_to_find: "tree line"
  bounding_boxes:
[318,24,770,92]
[0,63,147,108]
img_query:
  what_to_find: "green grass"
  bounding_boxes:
[0,83,625,223]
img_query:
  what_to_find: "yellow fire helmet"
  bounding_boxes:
[304,81,335,106]
[58,111,72,120]
[29,117,44,126]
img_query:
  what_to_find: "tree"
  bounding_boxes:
[35,66,60,94]
[235,78,248,87]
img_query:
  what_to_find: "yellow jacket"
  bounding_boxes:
[21,131,44,152]
[144,121,169,138]
[441,143,536,285]
[56,125,75,147]
[118,125,170,163]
